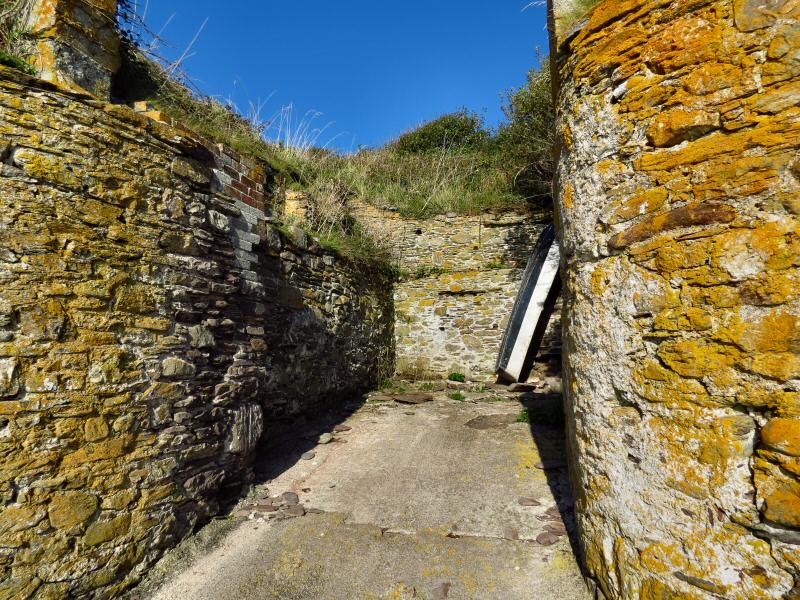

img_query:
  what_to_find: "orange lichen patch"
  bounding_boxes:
[636,119,799,172]
[573,27,649,85]
[718,311,800,354]
[609,203,737,249]
[581,0,657,36]
[699,416,755,472]
[590,261,614,296]
[647,109,720,148]
[733,0,796,32]
[667,466,709,500]
[742,388,800,416]
[748,223,800,272]
[654,307,712,332]
[658,339,741,379]
[654,238,711,272]
[640,542,687,576]
[693,155,782,201]
[709,223,799,279]
[618,77,680,116]
[642,17,732,75]
[762,479,800,528]
[596,158,629,179]
[640,578,704,599]
[634,359,712,406]
[761,418,800,456]
[683,63,746,95]
[607,188,669,225]
[748,352,800,382]
[684,284,742,309]
[563,182,576,209]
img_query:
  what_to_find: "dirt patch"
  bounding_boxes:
[465,413,518,430]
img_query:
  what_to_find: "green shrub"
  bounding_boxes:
[493,59,555,201]
[448,373,466,383]
[517,409,530,423]
[449,392,466,401]
[392,110,489,155]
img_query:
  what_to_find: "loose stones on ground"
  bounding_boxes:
[237,490,317,522]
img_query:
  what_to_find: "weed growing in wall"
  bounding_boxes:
[0,0,36,74]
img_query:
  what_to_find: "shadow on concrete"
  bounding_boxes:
[517,359,585,566]
[251,399,366,486]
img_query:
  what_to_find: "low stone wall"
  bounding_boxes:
[394,270,522,378]
[550,0,800,597]
[351,201,547,272]
[353,202,556,379]
[0,68,393,599]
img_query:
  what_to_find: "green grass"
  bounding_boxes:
[0,0,36,75]
[517,404,566,428]
[291,146,527,220]
[111,27,555,268]
[448,373,467,383]
[0,49,33,74]
[449,392,466,402]
[414,265,448,279]
[379,379,410,393]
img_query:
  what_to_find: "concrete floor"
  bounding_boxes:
[139,392,590,600]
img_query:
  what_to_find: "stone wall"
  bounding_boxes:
[0,68,393,599]
[353,202,557,379]
[550,0,800,598]
[27,0,121,98]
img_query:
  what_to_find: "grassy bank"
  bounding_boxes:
[113,9,554,266]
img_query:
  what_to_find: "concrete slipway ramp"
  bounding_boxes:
[130,387,589,600]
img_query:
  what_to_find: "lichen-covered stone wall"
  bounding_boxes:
[0,69,393,599]
[353,202,557,379]
[550,0,800,597]
[27,0,121,98]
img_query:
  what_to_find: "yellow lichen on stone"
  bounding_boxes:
[553,0,800,594]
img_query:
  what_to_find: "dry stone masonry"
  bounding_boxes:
[550,0,800,597]
[0,66,392,598]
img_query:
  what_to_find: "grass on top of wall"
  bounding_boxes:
[283,61,555,220]
[114,11,554,265]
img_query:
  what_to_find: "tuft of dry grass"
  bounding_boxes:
[555,0,600,32]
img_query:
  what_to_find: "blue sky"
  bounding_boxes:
[138,1,550,152]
